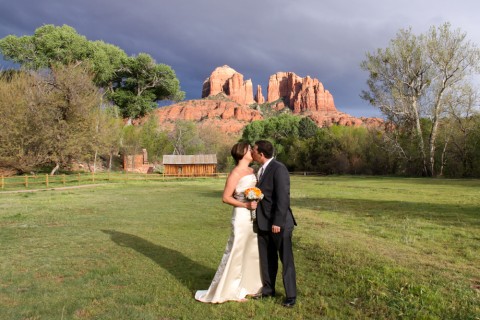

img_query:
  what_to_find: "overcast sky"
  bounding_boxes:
[1,0,479,117]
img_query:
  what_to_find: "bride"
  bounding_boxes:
[195,142,262,303]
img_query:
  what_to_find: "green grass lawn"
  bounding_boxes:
[1,176,479,319]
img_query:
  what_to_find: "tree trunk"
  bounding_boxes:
[412,99,429,176]
[50,162,60,176]
[93,150,98,173]
[429,119,439,176]
[108,152,113,172]
[439,136,449,177]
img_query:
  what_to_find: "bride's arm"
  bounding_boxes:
[222,172,257,210]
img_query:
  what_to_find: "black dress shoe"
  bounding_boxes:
[252,293,275,300]
[282,297,296,307]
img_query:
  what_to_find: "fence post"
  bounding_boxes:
[24,176,28,188]
[45,174,49,188]
[1,175,4,189]
[62,174,66,186]
[78,173,81,184]
[92,172,95,183]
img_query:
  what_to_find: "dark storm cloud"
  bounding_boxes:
[2,0,479,117]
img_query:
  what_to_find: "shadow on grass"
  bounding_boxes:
[291,197,480,227]
[102,230,215,293]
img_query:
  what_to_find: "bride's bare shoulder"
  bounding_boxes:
[228,167,242,177]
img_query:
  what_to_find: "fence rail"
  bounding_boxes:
[0,172,324,192]
[0,172,229,192]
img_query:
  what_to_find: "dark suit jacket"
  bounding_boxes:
[256,159,296,231]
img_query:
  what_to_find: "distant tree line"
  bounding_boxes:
[240,113,480,177]
[240,23,480,178]
[1,23,479,178]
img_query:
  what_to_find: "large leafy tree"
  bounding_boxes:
[110,53,184,119]
[0,25,125,86]
[169,120,204,155]
[138,115,173,162]
[0,71,47,172]
[361,22,480,176]
[0,65,112,174]
[439,84,480,177]
[0,24,184,119]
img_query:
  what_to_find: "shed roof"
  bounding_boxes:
[163,154,217,165]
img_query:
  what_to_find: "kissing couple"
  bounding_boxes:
[195,140,297,307]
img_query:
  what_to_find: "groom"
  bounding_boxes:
[251,140,297,307]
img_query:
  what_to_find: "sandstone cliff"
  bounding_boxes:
[266,72,336,113]
[151,96,262,133]
[202,65,254,105]
[151,65,382,134]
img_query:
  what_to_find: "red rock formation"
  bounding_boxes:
[255,85,265,104]
[267,72,336,113]
[359,117,385,128]
[202,65,237,97]
[267,72,302,105]
[140,66,383,134]
[202,65,254,105]
[150,98,262,134]
[307,112,363,128]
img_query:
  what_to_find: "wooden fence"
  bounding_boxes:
[0,172,228,192]
[0,172,324,192]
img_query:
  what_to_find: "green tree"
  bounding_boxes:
[44,65,105,175]
[0,24,185,120]
[0,71,47,173]
[90,105,124,172]
[242,120,265,143]
[242,114,302,144]
[361,22,480,176]
[197,124,238,172]
[242,114,302,157]
[169,120,203,155]
[299,117,319,139]
[0,25,126,86]
[120,124,142,171]
[139,115,173,163]
[439,85,480,177]
[0,65,106,174]
[109,53,184,119]
[329,125,369,174]
[297,129,335,173]
[263,114,301,141]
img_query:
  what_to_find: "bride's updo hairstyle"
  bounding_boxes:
[231,142,250,165]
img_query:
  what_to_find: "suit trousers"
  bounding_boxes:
[257,227,297,298]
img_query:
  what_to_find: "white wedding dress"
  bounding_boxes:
[195,174,262,303]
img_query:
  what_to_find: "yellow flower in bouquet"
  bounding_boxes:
[244,187,264,201]
[244,187,263,220]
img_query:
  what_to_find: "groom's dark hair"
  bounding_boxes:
[255,140,274,159]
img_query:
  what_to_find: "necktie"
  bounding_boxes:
[258,167,264,181]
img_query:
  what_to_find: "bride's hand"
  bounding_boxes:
[247,201,257,210]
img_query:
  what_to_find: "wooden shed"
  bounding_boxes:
[162,154,217,176]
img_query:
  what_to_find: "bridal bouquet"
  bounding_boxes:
[244,187,264,221]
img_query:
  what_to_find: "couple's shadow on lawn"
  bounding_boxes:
[102,230,214,292]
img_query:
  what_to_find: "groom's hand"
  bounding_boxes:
[272,225,281,233]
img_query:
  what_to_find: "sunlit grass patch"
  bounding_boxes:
[0,176,478,319]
